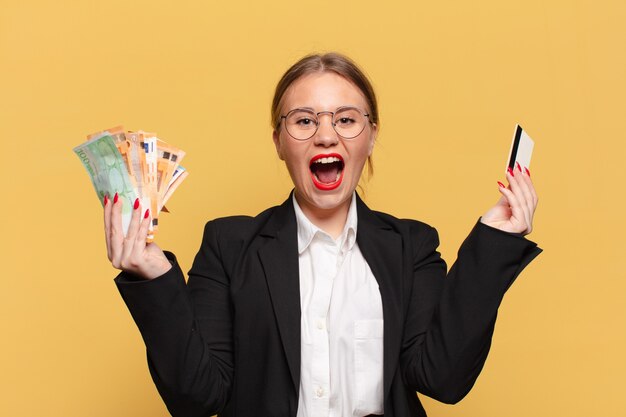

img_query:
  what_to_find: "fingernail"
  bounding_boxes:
[524,167,531,177]
[516,162,522,172]
[103,195,108,206]
[498,181,506,188]
[134,198,140,210]
[144,209,150,219]
[507,167,515,177]
[113,192,119,204]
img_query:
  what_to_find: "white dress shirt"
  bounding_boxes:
[293,193,384,417]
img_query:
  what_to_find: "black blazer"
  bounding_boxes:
[116,193,541,417]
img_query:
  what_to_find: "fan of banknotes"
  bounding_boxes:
[74,126,188,241]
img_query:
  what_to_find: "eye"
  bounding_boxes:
[296,117,315,126]
[287,110,317,130]
[336,116,356,126]
[334,107,362,126]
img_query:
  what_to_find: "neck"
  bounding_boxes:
[294,192,351,239]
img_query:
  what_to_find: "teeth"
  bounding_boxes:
[313,156,341,164]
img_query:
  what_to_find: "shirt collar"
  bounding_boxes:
[292,192,358,254]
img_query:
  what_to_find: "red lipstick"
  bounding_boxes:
[309,153,344,191]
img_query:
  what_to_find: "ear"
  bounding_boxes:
[367,123,378,156]
[273,130,284,160]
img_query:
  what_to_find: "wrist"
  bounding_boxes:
[143,259,173,280]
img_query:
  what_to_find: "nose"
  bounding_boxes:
[313,112,339,147]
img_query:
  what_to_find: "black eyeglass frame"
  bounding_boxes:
[279,106,373,141]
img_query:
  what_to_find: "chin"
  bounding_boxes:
[298,184,354,212]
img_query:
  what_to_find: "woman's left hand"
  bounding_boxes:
[480,163,538,236]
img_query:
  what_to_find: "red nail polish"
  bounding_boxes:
[516,161,522,172]
[507,167,515,177]
[144,209,150,219]
[498,181,506,188]
[103,195,108,206]
[524,167,531,177]
[113,192,119,204]
[134,198,140,210]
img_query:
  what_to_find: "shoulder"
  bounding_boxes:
[202,204,281,243]
[192,205,286,271]
[359,207,443,268]
[355,193,437,242]
[359,202,440,261]
[366,208,439,242]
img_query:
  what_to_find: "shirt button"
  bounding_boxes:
[316,319,325,330]
[316,387,324,397]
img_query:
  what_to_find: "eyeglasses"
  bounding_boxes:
[279,106,372,141]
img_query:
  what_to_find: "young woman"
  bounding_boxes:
[105,53,541,417]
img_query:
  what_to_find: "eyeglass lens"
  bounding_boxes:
[284,107,367,140]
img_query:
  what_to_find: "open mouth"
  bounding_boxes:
[309,153,345,191]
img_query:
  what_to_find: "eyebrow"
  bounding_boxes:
[289,105,360,112]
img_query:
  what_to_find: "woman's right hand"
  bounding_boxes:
[104,193,172,280]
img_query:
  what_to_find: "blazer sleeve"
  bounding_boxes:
[401,220,542,404]
[115,220,234,417]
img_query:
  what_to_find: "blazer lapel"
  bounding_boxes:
[355,194,404,400]
[257,195,301,392]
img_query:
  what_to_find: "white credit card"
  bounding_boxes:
[506,124,534,172]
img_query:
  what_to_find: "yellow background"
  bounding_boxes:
[1,0,624,416]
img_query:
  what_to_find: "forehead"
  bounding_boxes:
[281,71,368,111]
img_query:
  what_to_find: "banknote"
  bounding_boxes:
[156,139,185,205]
[75,126,188,242]
[86,126,156,239]
[105,127,141,194]
[168,165,187,189]
[138,132,159,236]
[123,131,149,214]
[160,166,188,212]
[74,134,138,234]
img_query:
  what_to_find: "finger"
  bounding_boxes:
[506,168,532,228]
[132,209,152,261]
[103,194,112,261]
[518,165,538,216]
[120,198,142,264]
[109,193,124,269]
[499,183,530,233]
[498,181,530,234]
[520,167,537,234]
[513,163,536,217]
[522,166,538,208]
